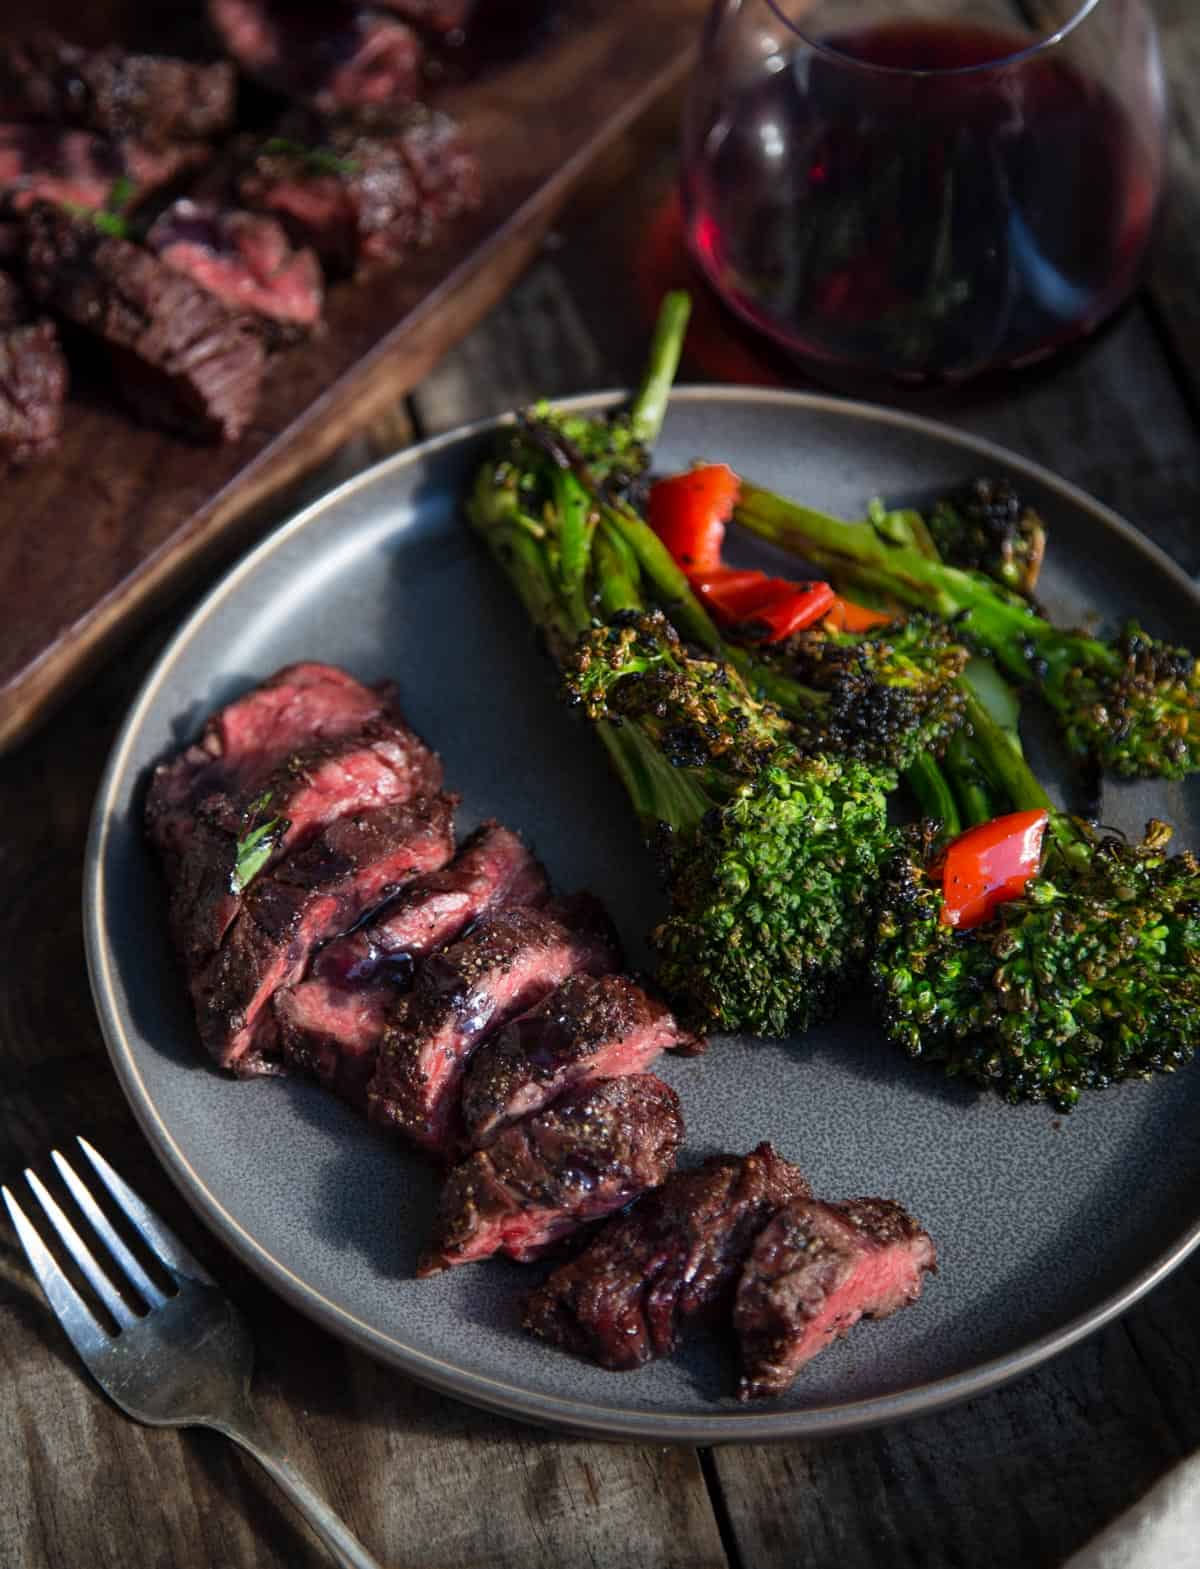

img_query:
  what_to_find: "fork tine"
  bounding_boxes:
[23,1169,139,1330]
[3,1185,110,1358]
[75,1138,214,1285]
[52,1150,167,1309]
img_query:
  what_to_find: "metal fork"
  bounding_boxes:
[3,1138,381,1569]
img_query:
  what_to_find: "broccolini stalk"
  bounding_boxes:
[735,482,1200,781]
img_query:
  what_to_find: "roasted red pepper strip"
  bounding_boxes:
[826,594,894,633]
[939,810,1049,930]
[647,463,740,572]
[741,580,836,641]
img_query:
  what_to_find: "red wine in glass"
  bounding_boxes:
[681,12,1165,383]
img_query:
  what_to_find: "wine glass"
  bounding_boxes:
[680,0,1166,384]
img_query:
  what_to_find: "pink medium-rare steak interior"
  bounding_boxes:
[461,973,703,1149]
[523,1143,812,1371]
[193,793,455,1071]
[733,1196,937,1400]
[275,821,548,1105]
[418,1074,684,1273]
[368,893,621,1157]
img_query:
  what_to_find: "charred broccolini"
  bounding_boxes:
[735,482,1200,781]
[865,479,1046,597]
[468,294,900,1035]
[872,689,1200,1109]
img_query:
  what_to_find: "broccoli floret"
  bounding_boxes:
[735,482,1200,781]
[758,614,967,771]
[563,615,898,1035]
[925,479,1046,596]
[873,820,1200,1110]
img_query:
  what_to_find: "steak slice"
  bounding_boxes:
[523,1144,811,1371]
[0,317,66,464]
[0,269,28,327]
[368,895,621,1157]
[0,125,208,214]
[462,974,703,1149]
[418,1075,683,1273]
[237,107,478,272]
[168,716,445,974]
[24,203,263,442]
[275,821,547,1106]
[734,1197,937,1400]
[0,34,236,144]
[209,0,423,114]
[145,662,394,868]
[194,793,455,1072]
[147,201,323,341]
[373,0,477,31]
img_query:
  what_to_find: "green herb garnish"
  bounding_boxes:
[58,173,139,239]
[261,136,359,178]
[231,792,289,895]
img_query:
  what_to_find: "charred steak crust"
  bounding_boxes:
[0,317,66,464]
[209,0,423,115]
[145,662,395,866]
[522,1143,811,1371]
[0,34,236,144]
[24,202,264,442]
[367,895,621,1156]
[237,107,479,273]
[462,973,703,1149]
[274,821,548,1104]
[194,793,456,1070]
[0,126,211,217]
[147,201,324,341]
[418,1074,684,1274]
[733,1197,937,1401]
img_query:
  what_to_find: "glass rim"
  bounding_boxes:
[764,0,1105,76]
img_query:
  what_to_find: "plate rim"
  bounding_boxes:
[85,385,1200,1444]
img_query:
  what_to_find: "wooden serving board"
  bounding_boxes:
[0,0,708,752]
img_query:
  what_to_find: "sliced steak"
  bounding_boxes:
[275,821,547,1106]
[523,1144,811,1371]
[0,34,236,145]
[0,318,66,464]
[734,1197,937,1400]
[145,662,395,868]
[462,974,703,1149]
[24,203,263,442]
[0,269,28,327]
[194,793,455,1072]
[237,107,478,272]
[373,0,477,31]
[0,124,208,214]
[147,201,323,341]
[168,716,445,973]
[368,895,621,1157]
[209,0,423,114]
[418,1075,683,1273]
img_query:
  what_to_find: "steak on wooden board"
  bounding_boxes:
[733,1196,937,1400]
[147,201,324,340]
[275,821,548,1106]
[193,793,456,1073]
[209,0,423,114]
[0,125,208,215]
[24,203,264,443]
[522,1144,811,1371]
[0,34,236,146]
[368,895,621,1157]
[236,107,479,272]
[462,973,704,1149]
[0,317,67,465]
[418,1074,684,1272]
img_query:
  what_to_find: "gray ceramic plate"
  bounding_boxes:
[85,389,1200,1443]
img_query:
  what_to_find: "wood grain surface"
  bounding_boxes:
[0,0,708,756]
[2,2,1199,1566]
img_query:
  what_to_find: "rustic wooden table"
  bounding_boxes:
[3,4,1199,1565]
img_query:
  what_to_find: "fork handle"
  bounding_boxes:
[209,1411,382,1569]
